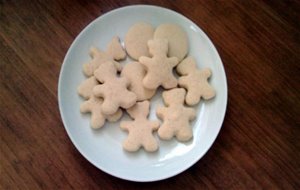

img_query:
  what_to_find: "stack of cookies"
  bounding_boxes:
[77,22,215,152]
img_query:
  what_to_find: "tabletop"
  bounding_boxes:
[1,0,299,189]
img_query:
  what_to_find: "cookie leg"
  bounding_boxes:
[90,112,105,129]
[101,98,118,115]
[176,127,193,142]
[158,125,174,140]
[185,90,200,106]
[119,92,137,109]
[142,73,160,90]
[123,138,140,152]
[80,101,91,113]
[106,109,123,122]
[143,137,158,152]
[203,86,216,100]
[82,63,94,77]
[162,77,177,89]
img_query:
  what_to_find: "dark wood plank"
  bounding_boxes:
[0,0,299,189]
[0,0,72,96]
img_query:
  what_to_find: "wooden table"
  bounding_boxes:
[1,0,299,189]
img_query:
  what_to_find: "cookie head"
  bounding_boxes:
[162,88,186,106]
[201,68,212,78]
[148,39,168,56]
[176,56,198,75]
[127,101,150,119]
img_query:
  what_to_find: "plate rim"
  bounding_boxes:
[58,4,228,182]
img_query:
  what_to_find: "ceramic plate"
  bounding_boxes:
[58,5,227,182]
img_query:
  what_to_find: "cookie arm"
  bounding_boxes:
[120,76,130,87]
[93,85,105,97]
[139,56,152,67]
[89,47,101,58]
[178,76,189,87]
[186,108,196,121]
[80,100,92,113]
[82,62,93,77]
[120,121,132,131]
[150,120,160,131]
[156,107,167,120]
[168,57,179,67]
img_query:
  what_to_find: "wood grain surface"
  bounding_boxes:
[1,0,299,189]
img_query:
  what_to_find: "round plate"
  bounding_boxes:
[58,5,227,182]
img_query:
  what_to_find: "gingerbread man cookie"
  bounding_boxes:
[93,61,137,115]
[139,39,178,90]
[83,36,126,76]
[80,95,123,129]
[157,88,196,142]
[176,56,215,106]
[121,62,156,101]
[120,101,160,152]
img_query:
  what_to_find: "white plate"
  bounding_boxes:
[58,5,227,182]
